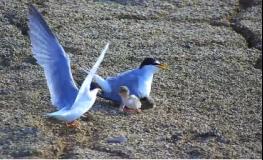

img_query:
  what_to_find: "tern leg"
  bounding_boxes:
[66,120,81,129]
[140,97,155,110]
[123,107,142,114]
[119,102,125,112]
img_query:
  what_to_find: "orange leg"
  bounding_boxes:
[123,107,142,114]
[66,120,81,129]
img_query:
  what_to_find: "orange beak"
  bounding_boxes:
[158,63,168,70]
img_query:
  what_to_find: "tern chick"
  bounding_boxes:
[119,86,142,113]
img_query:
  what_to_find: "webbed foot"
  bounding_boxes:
[123,107,142,114]
[66,120,81,129]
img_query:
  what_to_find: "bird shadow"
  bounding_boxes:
[88,99,140,118]
[89,99,121,116]
[44,99,127,129]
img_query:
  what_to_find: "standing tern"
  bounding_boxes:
[28,5,109,127]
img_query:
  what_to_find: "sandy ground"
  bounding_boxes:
[0,0,262,158]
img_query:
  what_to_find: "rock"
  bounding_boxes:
[107,135,128,144]
[192,129,229,144]
[170,133,182,144]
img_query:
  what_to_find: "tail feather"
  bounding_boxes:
[94,74,111,93]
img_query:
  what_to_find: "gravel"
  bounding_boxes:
[0,0,262,158]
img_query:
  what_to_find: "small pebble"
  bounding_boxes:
[107,136,128,144]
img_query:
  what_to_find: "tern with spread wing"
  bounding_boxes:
[28,5,109,127]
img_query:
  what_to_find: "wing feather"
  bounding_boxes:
[72,43,109,106]
[28,5,78,109]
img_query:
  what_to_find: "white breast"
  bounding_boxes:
[138,75,153,97]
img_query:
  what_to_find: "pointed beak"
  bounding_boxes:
[158,63,168,70]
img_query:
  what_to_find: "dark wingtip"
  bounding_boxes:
[28,4,36,15]
[28,4,35,35]
[28,4,42,18]
[27,4,56,39]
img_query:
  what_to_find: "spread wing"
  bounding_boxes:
[73,43,109,104]
[28,5,78,109]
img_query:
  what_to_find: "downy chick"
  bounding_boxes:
[119,86,142,113]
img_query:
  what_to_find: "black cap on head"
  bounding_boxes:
[139,57,160,69]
